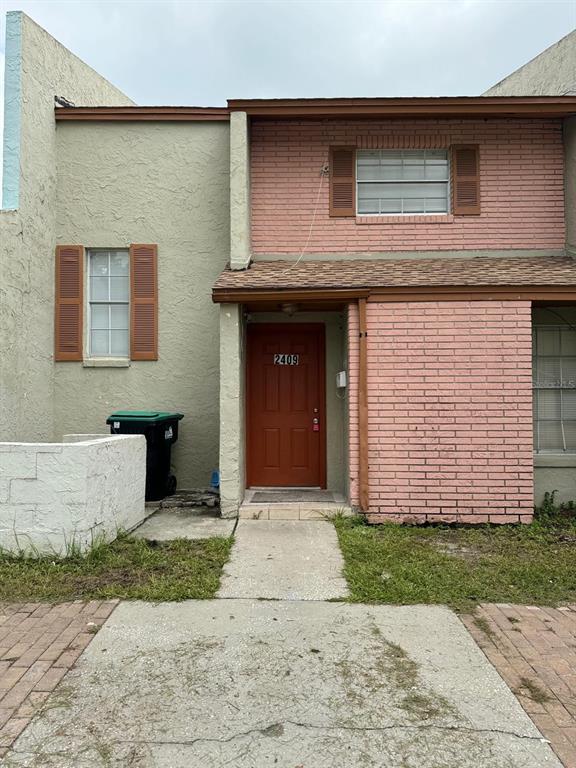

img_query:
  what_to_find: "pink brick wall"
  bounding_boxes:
[347,300,534,523]
[250,119,565,253]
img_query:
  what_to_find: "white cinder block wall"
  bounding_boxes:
[0,434,146,555]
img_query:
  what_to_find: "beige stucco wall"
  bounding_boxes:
[54,121,230,488]
[229,111,251,270]
[0,12,134,443]
[219,304,246,517]
[484,30,576,96]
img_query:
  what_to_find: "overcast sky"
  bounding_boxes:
[0,0,575,177]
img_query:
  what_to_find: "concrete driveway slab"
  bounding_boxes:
[218,519,349,600]
[5,600,560,767]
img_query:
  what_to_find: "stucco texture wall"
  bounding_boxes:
[55,121,230,488]
[484,30,576,96]
[250,118,565,255]
[0,12,134,443]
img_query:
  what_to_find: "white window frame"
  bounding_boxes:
[85,249,130,360]
[356,149,451,217]
[533,324,576,454]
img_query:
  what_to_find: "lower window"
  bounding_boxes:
[88,249,129,358]
[533,325,576,452]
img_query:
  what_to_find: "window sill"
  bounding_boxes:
[534,454,576,468]
[356,214,454,226]
[83,358,130,368]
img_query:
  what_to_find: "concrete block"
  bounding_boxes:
[0,451,37,478]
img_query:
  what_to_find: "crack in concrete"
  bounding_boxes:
[78,720,549,750]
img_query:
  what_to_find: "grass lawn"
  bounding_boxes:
[334,510,576,612]
[0,534,233,602]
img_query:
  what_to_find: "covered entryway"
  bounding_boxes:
[246,323,326,487]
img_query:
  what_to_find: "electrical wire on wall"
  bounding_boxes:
[280,162,329,276]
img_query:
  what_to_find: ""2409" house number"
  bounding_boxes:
[274,353,299,365]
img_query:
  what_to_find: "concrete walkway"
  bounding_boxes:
[132,508,235,541]
[6,600,560,767]
[217,519,349,600]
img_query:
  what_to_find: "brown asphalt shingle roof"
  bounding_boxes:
[213,255,576,292]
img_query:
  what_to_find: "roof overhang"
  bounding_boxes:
[54,97,576,123]
[213,285,576,305]
[55,106,230,122]
[227,96,576,119]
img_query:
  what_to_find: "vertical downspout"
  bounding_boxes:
[358,297,369,512]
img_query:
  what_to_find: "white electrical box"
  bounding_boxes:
[336,371,347,389]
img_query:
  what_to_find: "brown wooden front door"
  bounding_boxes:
[247,323,326,488]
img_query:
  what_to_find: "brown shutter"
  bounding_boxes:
[451,144,481,215]
[55,245,83,361]
[329,146,356,217]
[130,244,158,361]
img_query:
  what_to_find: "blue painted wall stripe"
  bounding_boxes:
[2,11,23,210]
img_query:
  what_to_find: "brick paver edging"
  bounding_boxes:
[462,603,576,768]
[0,600,118,758]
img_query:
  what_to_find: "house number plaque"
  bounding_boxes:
[274,354,299,366]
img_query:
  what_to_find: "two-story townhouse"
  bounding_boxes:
[213,96,576,521]
[2,12,576,524]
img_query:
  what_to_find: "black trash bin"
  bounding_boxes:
[106,411,184,501]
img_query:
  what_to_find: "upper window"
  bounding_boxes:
[356,149,449,216]
[533,326,576,453]
[88,250,129,358]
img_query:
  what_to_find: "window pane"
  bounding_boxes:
[90,252,108,276]
[379,199,402,214]
[563,422,576,451]
[539,421,563,451]
[110,276,129,301]
[357,149,447,184]
[537,390,560,419]
[426,163,449,180]
[357,181,448,215]
[562,330,576,355]
[563,390,576,419]
[111,304,129,330]
[90,304,109,331]
[90,276,109,301]
[561,358,576,387]
[537,328,560,355]
[111,330,129,357]
[357,198,380,214]
[403,164,426,181]
[110,251,129,276]
[90,330,109,356]
[534,358,561,387]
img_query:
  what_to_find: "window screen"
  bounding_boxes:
[533,326,576,452]
[357,149,449,215]
[88,250,129,358]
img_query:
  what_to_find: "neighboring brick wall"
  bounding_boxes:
[250,118,565,253]
[350,300,534,523]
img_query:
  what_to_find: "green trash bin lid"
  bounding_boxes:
[107,410,184,423]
